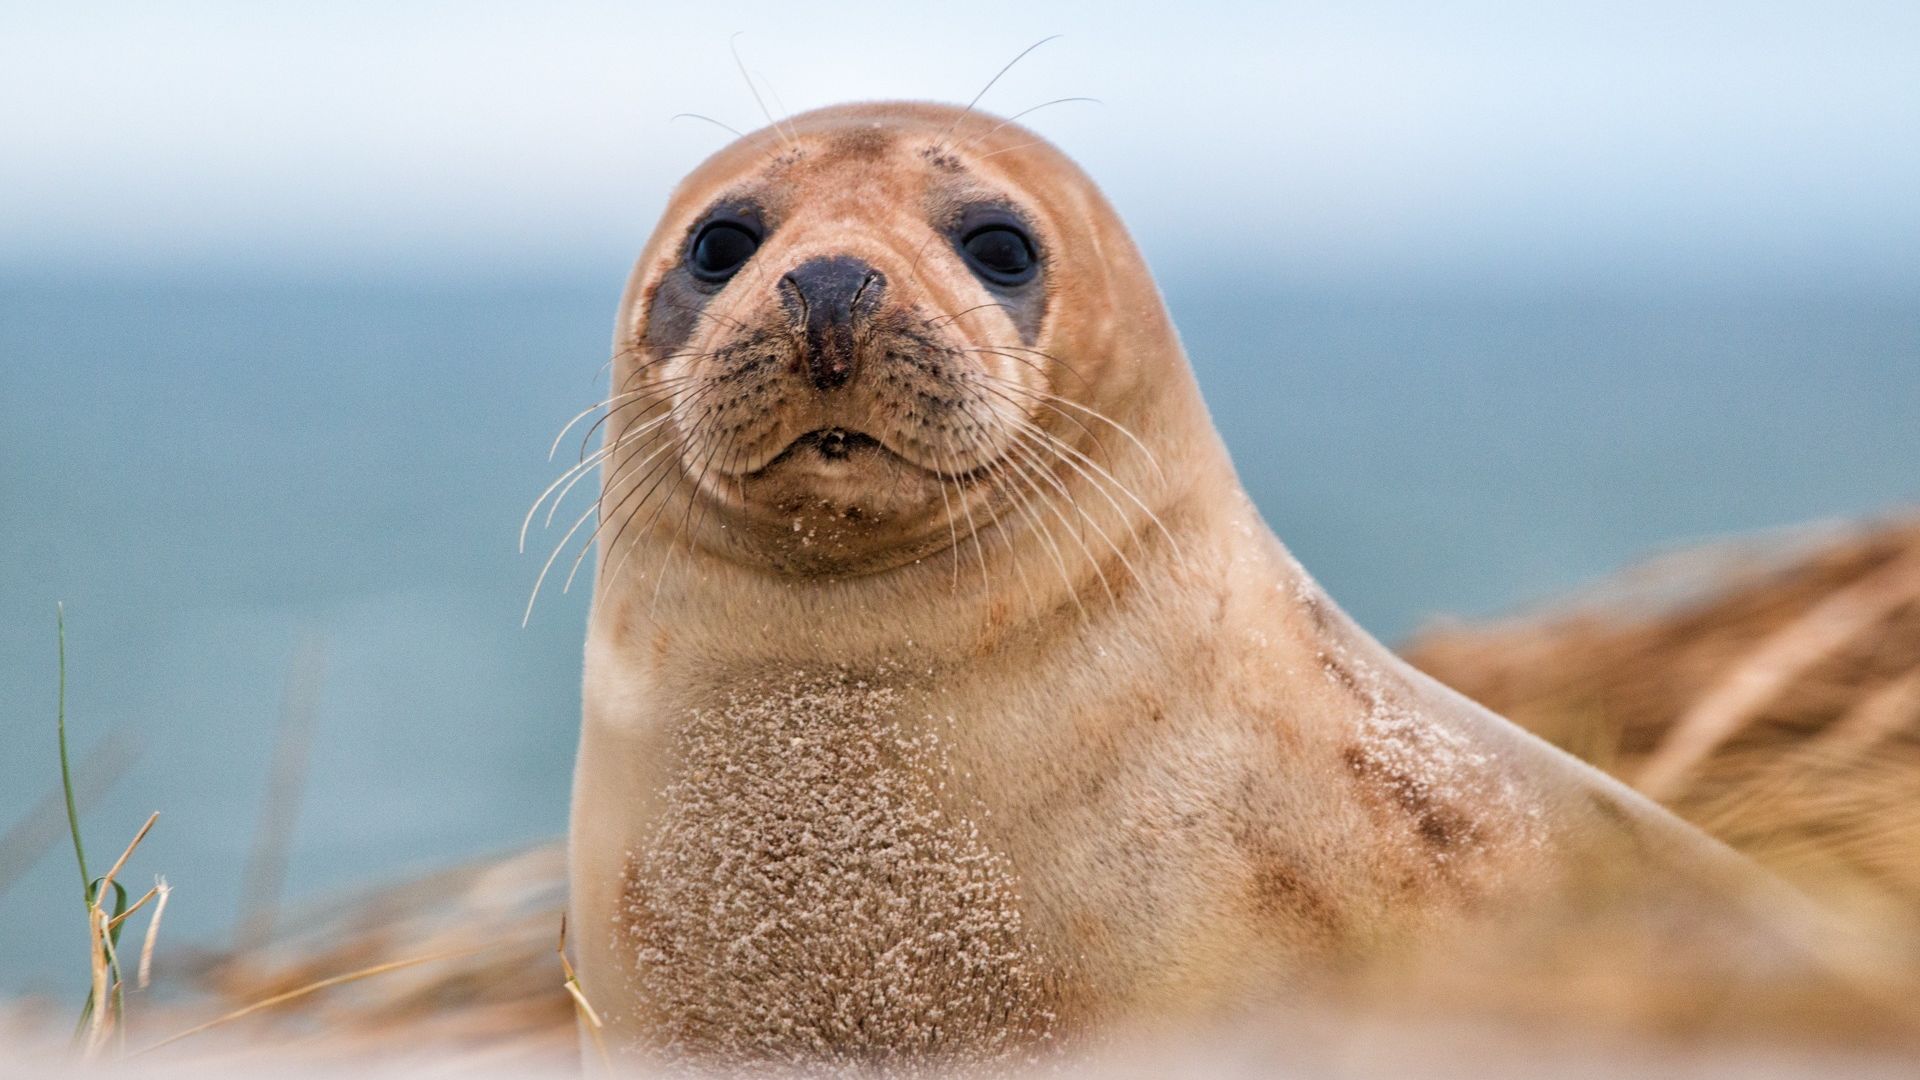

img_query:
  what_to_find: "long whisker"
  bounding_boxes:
[970,367,1166,479]
[935,435,1002,601]
[521,413,668,552]
[544,411,679,530]
[949,389,1085,616]
[1001,428,1116,606]
[585,366,744,597]
[975,374,1184,563]
[524,389,690,545]
[579,377,736,572]
[955,96,1102,154]
[730,33,795,146]
[547,391,646,461]
[593,442,689,599]
[1000,416,1146,593]
[572,374,702,461]
[961,367,1110,461]
[670,112,746,139]
[974,139,1046,162]
[930,302,1016,330]
[523,432,682,626]
[648,426,736,609]
[960,342,1093,392]
[558,430,690,597]
[939,35,1064,148]
[991,443,1086,617]
[525,369,739,621]
[548,374,699,461]
[955,380,1115,607]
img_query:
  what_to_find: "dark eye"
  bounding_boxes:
[688,220,760,282]
[960,225,1037,287]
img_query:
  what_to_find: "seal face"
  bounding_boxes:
[568,101,1823,1075]
[604,109,1086,579]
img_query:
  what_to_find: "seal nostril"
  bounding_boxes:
[779,271,810,327]
[849,269,882,314]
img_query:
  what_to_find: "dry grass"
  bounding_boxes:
[1405,513,1920,938]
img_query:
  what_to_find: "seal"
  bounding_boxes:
[565,102,1833,1073]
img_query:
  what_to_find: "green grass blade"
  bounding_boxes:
[57,603,92,900]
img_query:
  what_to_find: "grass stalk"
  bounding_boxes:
[55,605,166,1058]
[56,604,90,900]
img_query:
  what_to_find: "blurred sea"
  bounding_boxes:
[3,274,1917,995]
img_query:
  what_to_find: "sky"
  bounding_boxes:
[3,0,1917,291]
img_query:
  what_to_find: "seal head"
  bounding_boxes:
[607,102,1169,578]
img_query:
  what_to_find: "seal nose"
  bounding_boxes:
[780,256,886,391]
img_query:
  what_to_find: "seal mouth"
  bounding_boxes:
[799,427,880,460]
[756,427,885,472]
[736,425,999,487]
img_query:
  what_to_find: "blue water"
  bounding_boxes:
[2,275,1916,996]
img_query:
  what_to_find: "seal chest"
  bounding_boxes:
[616,670,1060,1072]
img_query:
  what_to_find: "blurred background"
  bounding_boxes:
[3,1,1916,998]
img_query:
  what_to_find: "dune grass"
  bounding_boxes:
[55,602,170,1057]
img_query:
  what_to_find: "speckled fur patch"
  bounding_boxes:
[617,669,1060,1075]
[1310,612,1547,884]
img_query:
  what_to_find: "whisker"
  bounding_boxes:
[974,139,1046,162]
[971,369,1166,479]
[930,301,1015,330]
[938,35,1064,148]
[582,377,736,566]
[947,392,1085,616]
[977,375,1185,564]
[524,369,740,620]
[548,375,698,462]
[994,445,1087,617]
[669,112,746,139]
[593,443,690,600]
[573,375,701,461]
[647,427,736,609]
[957,382,1115,607]
[586,370,741,597]
[960,342,1093,392]
[521,416,666,552]
[1001,418,1145,593]
[545,412,679,530]
[523,432,680,626]
[730,33,795,146]
[955,96,1102,155]
[561,430,691,597]
[934,436,1001,600]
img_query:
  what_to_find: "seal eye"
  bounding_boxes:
[688,221,760,282]
[960,225,1037,287]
